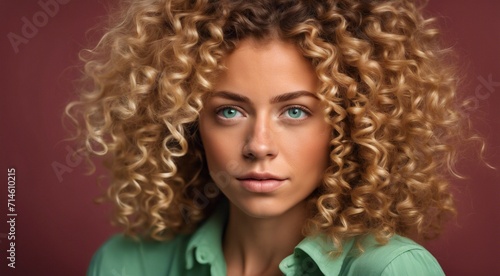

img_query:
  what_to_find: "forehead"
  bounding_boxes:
[216,38,319,94]
[223,38,314,74]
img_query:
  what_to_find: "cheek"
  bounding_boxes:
[303,141,330,189]
[199,133,242,191]
[284,124,331,171]
[199,119,239,175]
[199,128,221,168]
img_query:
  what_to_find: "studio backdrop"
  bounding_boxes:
[1,1,499,275]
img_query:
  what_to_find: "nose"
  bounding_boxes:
[242,116,278,160]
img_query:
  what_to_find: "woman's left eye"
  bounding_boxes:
[283,107,309,119]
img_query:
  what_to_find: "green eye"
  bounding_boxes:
[220,107,240,118]
[287,107,305,119]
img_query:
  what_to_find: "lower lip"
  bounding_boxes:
[238,179,285,193]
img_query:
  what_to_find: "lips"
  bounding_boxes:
[236,172,287,193]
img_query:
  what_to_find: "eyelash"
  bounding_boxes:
[215,105,244,119]
[214,105,312,120]
[282,105,311,120]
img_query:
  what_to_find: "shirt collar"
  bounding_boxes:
[185,200,228,275]
[185,199,353,276]
[281,235,355,275]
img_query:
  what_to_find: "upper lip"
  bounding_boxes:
[236,172,286,181]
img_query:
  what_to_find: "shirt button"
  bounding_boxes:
[301,256,317,273]
[196,248,214,263]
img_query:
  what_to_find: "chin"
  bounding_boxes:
[229,196,300,219]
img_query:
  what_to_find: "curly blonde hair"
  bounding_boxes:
[66,0,480,250]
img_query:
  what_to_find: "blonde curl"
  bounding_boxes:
[65,0,484,251]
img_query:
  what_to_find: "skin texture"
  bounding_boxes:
[198,38,332,276]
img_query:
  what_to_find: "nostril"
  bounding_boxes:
[242,150,256,160]
[242,138,278,160]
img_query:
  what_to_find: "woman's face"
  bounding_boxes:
[199,38,332,218]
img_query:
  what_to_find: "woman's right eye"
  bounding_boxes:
[216,107,243,119]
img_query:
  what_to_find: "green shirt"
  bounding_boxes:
[87,204,445,276]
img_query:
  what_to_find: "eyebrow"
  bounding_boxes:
[210,90,318,104]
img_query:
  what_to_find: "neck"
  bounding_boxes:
[223,202,308,276]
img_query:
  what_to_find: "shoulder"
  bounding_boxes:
[86,233,190,276]
[340,235,445,276]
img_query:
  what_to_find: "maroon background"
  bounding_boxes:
[1,1,499,275]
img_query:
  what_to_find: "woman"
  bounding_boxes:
[67,0,479,275]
